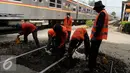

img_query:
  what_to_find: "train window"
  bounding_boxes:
[72,5,76,11]
[56,0,61,8]
[50,0,55,2]
[68,4,70,8]
[57,4,61,8]
[9,0,21,1]
[87,9,90,13]
[33,0,37,2]
[49,0,62,8]
[50,3,55,7]
[57,0,61,4]
[49,0,55,7]
[73,8,76,11]
[83,8,86,13]
[15,0,21,1]
[8,0,22,2]
[89,10,92,13]
[86,8,88,13]
[39,0,42,2]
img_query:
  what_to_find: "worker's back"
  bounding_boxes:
[71,28,87,40]
[22,23,36,33]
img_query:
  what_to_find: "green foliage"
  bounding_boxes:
[120,21,130,25]
[121,21,130,34]
[111,12,116,17]
[86,20,93,27]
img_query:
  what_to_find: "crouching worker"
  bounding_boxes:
[68,28,90,59]
[16,20,40,48]
[45,28,55,54]
[52,24,68,61]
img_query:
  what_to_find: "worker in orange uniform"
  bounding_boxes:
[68,28,90,59]
[17,20,40,47]
[52,24,68,61]
[46,28,55,54]
[64,13,73,42]
[87,1,109,72]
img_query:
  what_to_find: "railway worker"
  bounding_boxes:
[52,24,68,61]
[64,13,73,43]
[45,28,55,54]
[68,28,90,59]
[88,1,109,72]
[17,20,40,48]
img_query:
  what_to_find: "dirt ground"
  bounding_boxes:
[0,25,130,73]
[100,25,130,72]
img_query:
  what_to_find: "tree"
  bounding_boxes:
[111,11,116,17]
[88,0,95,6]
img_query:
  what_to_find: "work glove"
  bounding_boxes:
[44,48,52,55]
[46,50,52,55]
[15,36,20,44]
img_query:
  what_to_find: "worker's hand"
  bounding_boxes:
[15,35,20,44]
[46,50,52,55]
[45,48,52,55]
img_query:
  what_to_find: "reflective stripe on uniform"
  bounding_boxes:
[90,10,108,40]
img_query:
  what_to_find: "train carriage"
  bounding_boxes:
[0,0,96,27]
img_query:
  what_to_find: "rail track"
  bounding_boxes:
[0,41,127,73]
[0,44,69,73]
